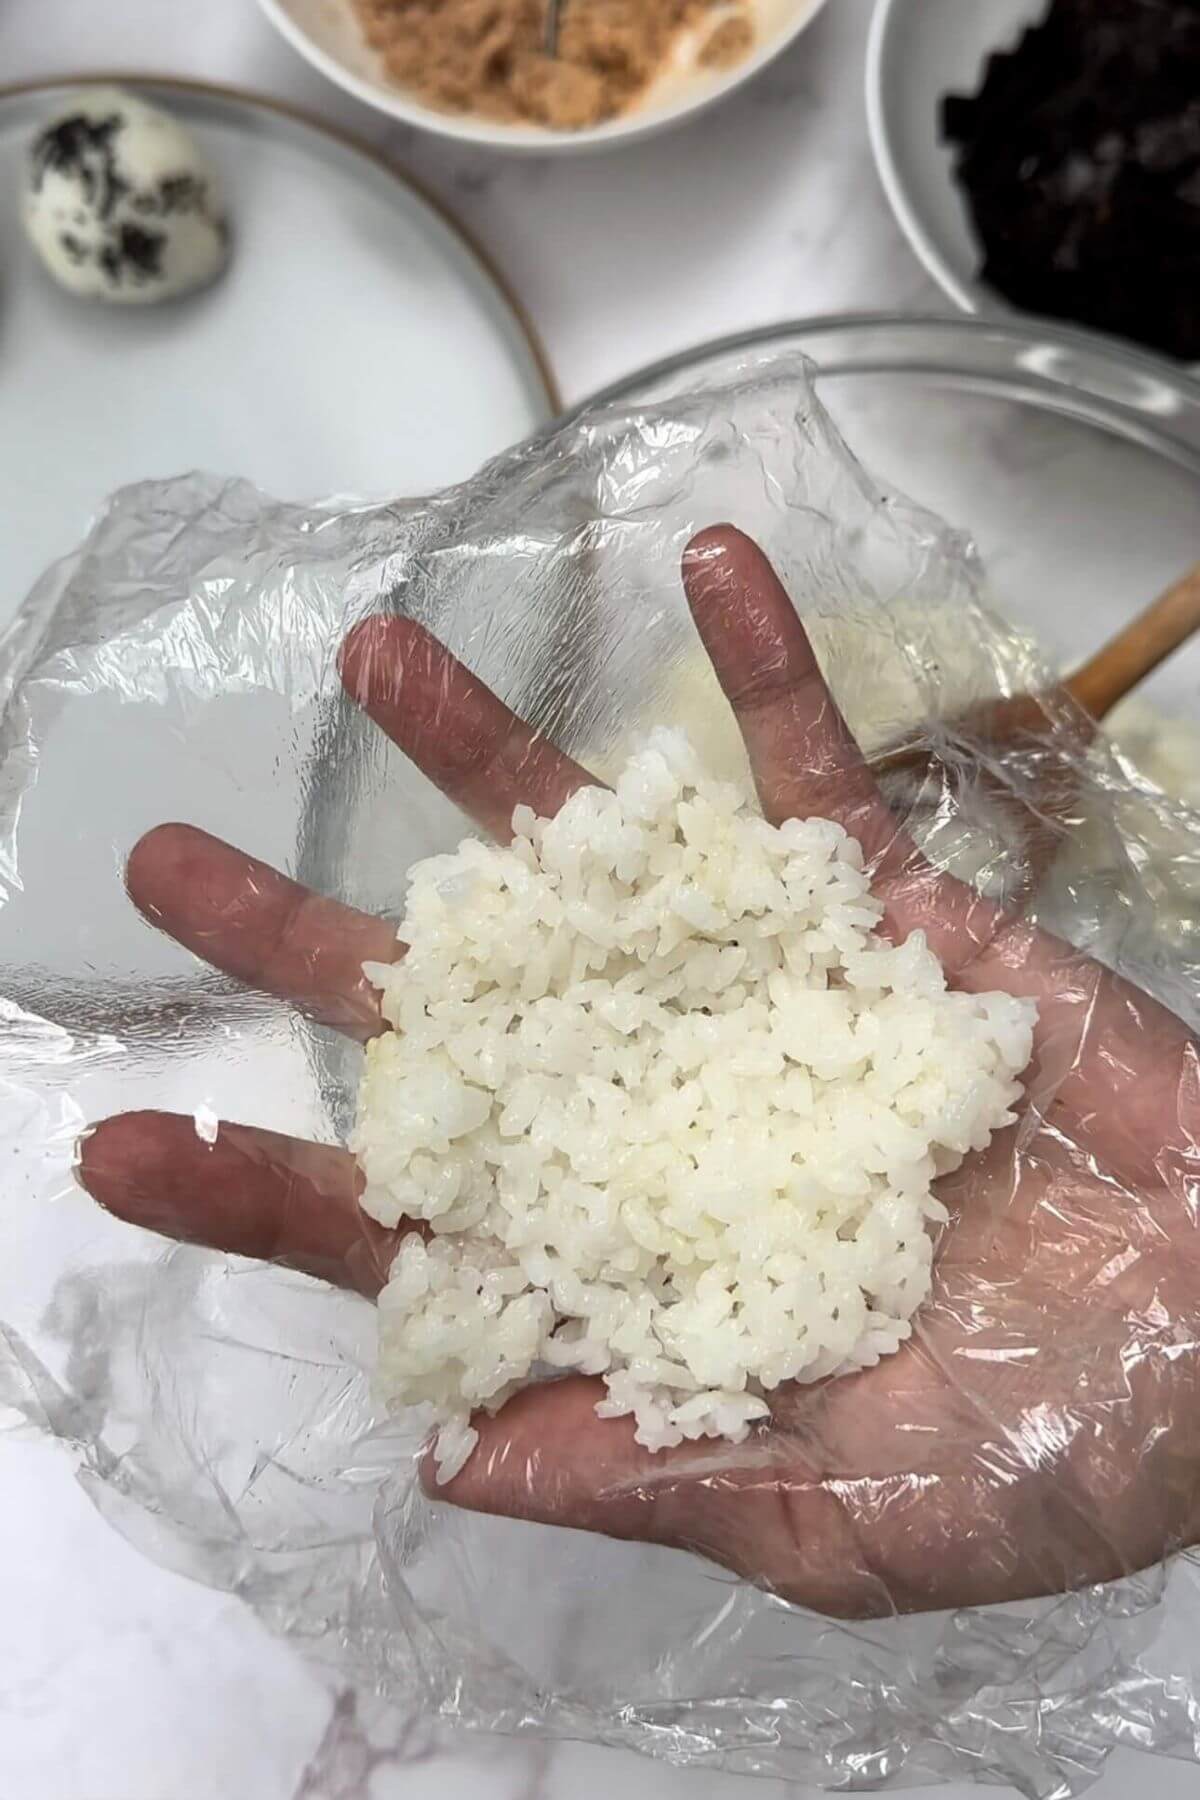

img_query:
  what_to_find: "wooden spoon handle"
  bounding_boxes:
[867,688,1075,779]
[1065,560,1200,721]
[867,558,1200,778]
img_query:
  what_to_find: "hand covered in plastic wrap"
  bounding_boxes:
[78,527,1200,1621]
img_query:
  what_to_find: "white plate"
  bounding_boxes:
[866,0,1046,313]
[0,77,557,622]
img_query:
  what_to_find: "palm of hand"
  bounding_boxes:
[80,529,1200,1617]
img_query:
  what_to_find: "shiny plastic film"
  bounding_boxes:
[6,355,1200,1797]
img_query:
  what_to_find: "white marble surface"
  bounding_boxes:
[0,4,1196,1798]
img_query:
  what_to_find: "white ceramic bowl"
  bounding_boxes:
[258,0,830,153]
[866,0,1044,313]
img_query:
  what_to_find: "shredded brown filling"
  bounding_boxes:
[351,0,756,130]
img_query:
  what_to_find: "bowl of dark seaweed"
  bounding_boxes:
[866,0,1200,365]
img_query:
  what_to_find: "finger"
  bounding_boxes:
[681,526,919,868]
[682,527,1010,973]
[428,1376,676,1541]
[127,824,397,1038]
[430,1378,798,1582]
[429,1378,892,1618]
[339,616,595,841]
[78,1111,397,1296]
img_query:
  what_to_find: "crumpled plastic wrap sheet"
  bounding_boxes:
[5,354,1200,1797]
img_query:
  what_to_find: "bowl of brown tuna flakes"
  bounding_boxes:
[257,0,830,151]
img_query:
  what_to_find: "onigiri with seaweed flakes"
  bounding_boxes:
[24,87,228,303]
[354,731,1036,1482]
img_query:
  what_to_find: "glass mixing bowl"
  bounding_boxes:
[591,313,1200,716]
[300,314,1200,1130]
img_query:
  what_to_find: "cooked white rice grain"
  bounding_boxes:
[354,731,1036,1479]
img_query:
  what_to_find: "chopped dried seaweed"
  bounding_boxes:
[943,0,1200,360]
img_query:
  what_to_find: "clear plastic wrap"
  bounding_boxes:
[6,354,1200,1797]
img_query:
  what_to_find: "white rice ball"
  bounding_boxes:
[24,87,228,304]
[355,732,1036,1481]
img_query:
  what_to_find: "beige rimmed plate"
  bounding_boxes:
[0,76,558,621]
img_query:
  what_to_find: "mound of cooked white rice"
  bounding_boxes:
[354,732,1036,1483]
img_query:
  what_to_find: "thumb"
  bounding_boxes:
[425,1377,885,1618]
[425,1376,668,1544]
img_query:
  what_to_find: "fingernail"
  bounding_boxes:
[71,1125,99,1198]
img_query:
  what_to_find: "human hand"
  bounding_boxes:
[79,528,1200,1618]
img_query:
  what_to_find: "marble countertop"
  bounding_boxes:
[1,4,1196,1798]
